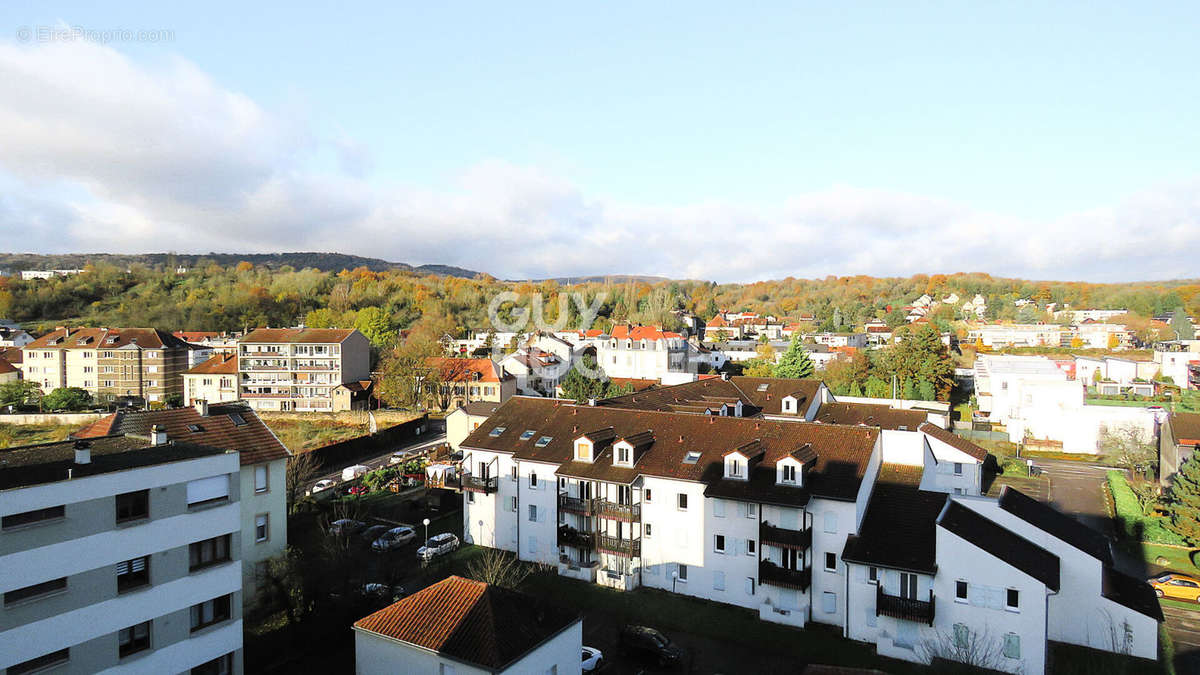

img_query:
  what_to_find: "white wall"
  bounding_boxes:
[515,459,561,565]
[639,476,708,592]
[808,498,858,628]
[355,620,582,675]
[240,458,288,604]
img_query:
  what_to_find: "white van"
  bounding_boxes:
[342,464,370,481]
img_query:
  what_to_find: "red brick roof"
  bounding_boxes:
[610,325,682,341]
[427,357,506,383]
[25,327,190,350]
[0,358,16,375]
[173,331,220,342]
[185,352,238,375]
[241,328,357,344]
[918,422,987,462]
[73,403,289,466]
[353,576,579,670]
[0,346,22,364]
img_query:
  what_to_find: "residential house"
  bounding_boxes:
[73,402,291,605]
[184,352,239,405]
[237,328,371,411]
[21,327,192,404]
[597,325,697,383]
[0,325,33,347]
[354,576,581,675]
[1153,341,1200,390]
[426,357,516,411]
[0,433,245,674]
[1160,412,1200,487]
[447,401,502,450]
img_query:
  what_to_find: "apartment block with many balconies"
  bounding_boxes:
[0,432,244,674]
[236,328,370,412]
[21,327,192,404]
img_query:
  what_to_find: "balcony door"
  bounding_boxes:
[617,484,631,505]
[899,572,918,599]
[580,481,593,500]
[782,547,800,571]
[478,461,490,480]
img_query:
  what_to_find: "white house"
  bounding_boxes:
[597,325,696,381]
[354,575,582,675]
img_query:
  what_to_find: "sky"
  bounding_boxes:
[0,2,1198,283]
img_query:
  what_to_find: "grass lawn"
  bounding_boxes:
[0,422,76,448]
[1159,597,1200,612]
[1133,541,1199,574]
[1108,471,1186,546]
[517,572,931,675]
[1085,398,1169,408]
[262,410,419,452]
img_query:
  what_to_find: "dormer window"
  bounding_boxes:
[575,439,592,462]
[729,458,743,478]
[782,464,797,483]
[616,445,631,464]
[782,397,795,413]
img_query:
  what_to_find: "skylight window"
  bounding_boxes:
[683,451,702,464]
[757,384,769,392]
[519,429,536,440]
[228,413,247,427]
[535,436,553,447]
[488,426,506,437]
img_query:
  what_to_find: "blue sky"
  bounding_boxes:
[1,2,1198,281]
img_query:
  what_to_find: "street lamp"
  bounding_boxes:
[423,517,431,545]
[671,570,679,594]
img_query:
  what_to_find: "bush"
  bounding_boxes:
[1108,471,1184,546]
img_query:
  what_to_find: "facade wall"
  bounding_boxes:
[515,459,561,566]
[184,373,238,405]
[239,458,288,605]
[808,498,857,628]
[355,620,582,675]
[639,476,708,592]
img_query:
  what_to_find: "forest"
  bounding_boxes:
[2,261,1198,344]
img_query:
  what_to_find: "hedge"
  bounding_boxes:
[1107,470,1185,546]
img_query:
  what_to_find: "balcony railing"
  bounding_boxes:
[594,499,640,522]
[595,534,640,558]
[558,493,595,515]
[760,522,812,549]
[758,560,811,591]
[876,585,935,626]
[557,525,595,549]
[241,363,290,371]
[461,475,498,494]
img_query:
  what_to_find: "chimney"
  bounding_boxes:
[73,440,91,464]
[150,424,168,446]
[194,399,209,417]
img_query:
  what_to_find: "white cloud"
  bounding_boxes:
[0,40,1198,284]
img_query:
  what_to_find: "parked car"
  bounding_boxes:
[359,524,391,543]
[311,479,336,494]
[417,532,460,561]
[619,625,684,668]
[342,464,371,481]
[329,519,367,537]
[581,646,604,672]
[1149,573,1200,602]
[373,526,417,552]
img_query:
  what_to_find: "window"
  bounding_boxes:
[713,500,725,518]
[953,462,963,476]
[530,471,538,488]
[191,653,234,675]
[677,493,688,510]
[2,504,65,529]
[186,476,229,507]
[714,534,726,553]
[254,465,269,492]
[823,512,837,534]
[5,577,67,606]
[529,505,538,522]
[535,436,553,447]
[117,556,150,592]
[466,491,475,504]
[8,648,69,675]
[956,580,968,602]
[617,446,630,463]
[190,595,232,631]
[729,459,743,477]
[868,567,878,584]
[824,552,837,571]
[822,591,836,614]
[190,534,231,570]
[255,514,270,542]
[511,465,518,481]
[683,451,701,464]
[119,621,151,657]
[1002,633,1021,659]
[509,496,518,512]
[747,539,756,555]
[116,490,149,523]
[953,623,969,649]
[520,429,536,440]
[488,426,506,437]
[713,571,726,591]
[645,523,653,537]
[644,488,652,502]
[1006,588,1020,611]
[746,503,757,518]
[900,572,918,599]
[677,564,688,581]
[746,577,756,596]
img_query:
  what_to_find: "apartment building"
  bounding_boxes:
[0,433,244,674]
[450,394,1159,673]
[74,402,291,605]
[597,325,697,382]
[21,327,192,403]
[184,353,239,405]
[237,328,370,411]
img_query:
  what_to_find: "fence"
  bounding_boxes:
[0,412,105,425]
[949,424,1010,443]
[303,414,431,473]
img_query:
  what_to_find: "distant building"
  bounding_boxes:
[19,269,84,280]
[237,328,371,411]
[354,575,581,675]
[184,352,239,405]
[426,357,515,410]
[21,327,192,403]
[0,433,245,674]
[597,325,696,382]
[1160,412,1200,487]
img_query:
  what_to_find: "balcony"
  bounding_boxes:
[242,362,290,371]
[558,493,595,515]
[557,525,595,549]
[242,349,289,357]
[876,585,935,626]
[595,534,641,558]
[760,522,811,549]
[594,499,640,522]
[758,560,811,591]
[293,362,338,371]
[461,474,498,494]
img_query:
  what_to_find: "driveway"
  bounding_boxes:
[1032,458,1115,536]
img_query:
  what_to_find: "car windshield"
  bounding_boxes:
[648,632,667,647]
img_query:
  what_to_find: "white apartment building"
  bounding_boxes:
[73,402,292,606]
[20,269,84,280]
[805,333,868,349]
[354,576,582,675]
[0,433,245,674]
[966,324,1065,349]
[237,328,371,412]
[450,394,1160,673]
[21,327,193,403]
[1154,341,1200,390]
[184,353,239,405]
[1075,356,1157,396]
[597,325,696,382]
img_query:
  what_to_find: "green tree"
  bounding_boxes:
[774,334,815,379]
[559,355,610,403]
[354,306,396,348]
[917,380,936,401]
[1171,307,1195,340]
[42,387,93,411]
[882,324,954,400]
[0,380,42,408]
[304,308,338,328]
[864,376,890,398]
[1166,453,1200,546]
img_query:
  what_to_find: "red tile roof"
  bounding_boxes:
[0,346,22,364]
[918,422,988,462]
[609,325,682,341]
[185,352,238,375]
[25,327,190,350]
[353,576,579,670]
[73,403,289,466]
[173,331,220,342]
[815,403,927,431]
[241,328,358,344]
[0,358,17,375]
[427,357,506,383]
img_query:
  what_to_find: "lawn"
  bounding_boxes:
[1133,542,1199,574]
[261,410,419,452]
[1085,398,1169,408]
[0,422,76,448]
[1108,471,1186,546]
